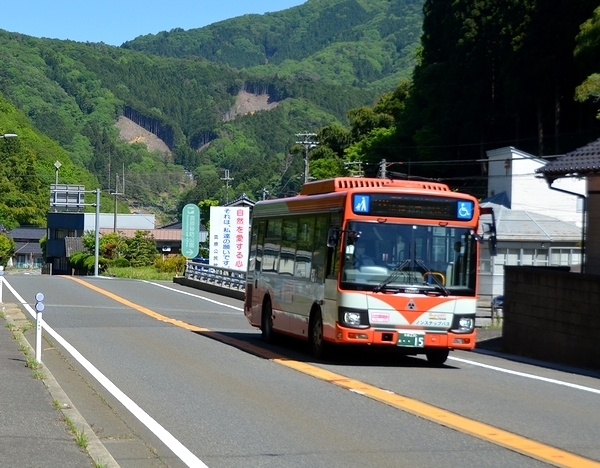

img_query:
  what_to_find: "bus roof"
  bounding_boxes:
[299,177,451,196]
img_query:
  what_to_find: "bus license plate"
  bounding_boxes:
[397,333,424,347]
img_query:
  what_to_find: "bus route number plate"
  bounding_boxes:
[397,333,425,347]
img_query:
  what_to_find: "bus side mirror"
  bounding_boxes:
[327,228,340,248]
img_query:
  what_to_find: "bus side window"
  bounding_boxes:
[279,218,297,276]
[326,227,341,279]
[313,215,329,281]
[263,219,282,273]
[296,216,315,279]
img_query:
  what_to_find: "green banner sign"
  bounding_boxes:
[181,203,200,258]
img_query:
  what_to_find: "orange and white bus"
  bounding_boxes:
[244,177,496,364]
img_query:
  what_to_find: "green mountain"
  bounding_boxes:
[0,94,113,229]
[0,0,424,226]
[123,0,424,92]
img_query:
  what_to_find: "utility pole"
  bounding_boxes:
[221,169,234,204]
[295,132,318,184]
[379,159,388,179]
[344,161,364,177]
[262,187,269,200]
[112,173,122,233]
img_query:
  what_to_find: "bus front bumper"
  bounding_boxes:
[334,324,477,350]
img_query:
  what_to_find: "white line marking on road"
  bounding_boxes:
[3,278,209,468]
[449,356,600,395]
[144,281,244,311]
[152,280,600,397]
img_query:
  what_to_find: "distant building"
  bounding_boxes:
[6,226,45,269]
[479,147,585,301]
[46,212,155,275]
[225,193,256,210]
[537,136,600,274]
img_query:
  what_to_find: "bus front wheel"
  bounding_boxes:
[426,349,449,366]
[309,310,329,360]
[261,299,275,343]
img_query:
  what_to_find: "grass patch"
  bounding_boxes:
[21,320,34,333]
[26,357,42,369]
[64,416,88,449]
[104,266,176,281]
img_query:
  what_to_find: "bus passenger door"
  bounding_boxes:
[247,220,266,326]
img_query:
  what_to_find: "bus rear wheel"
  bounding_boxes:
[426,349,449,366]
[261,299,275,344]
[309,310,329,360]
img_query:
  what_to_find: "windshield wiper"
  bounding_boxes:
[415,259,449,296]
[373,259,411,292]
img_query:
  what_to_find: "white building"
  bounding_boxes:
[479,147,585,301]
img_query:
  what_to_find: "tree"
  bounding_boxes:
[0,234,16,267]
[126,230,158,267]
[574,6,600,117]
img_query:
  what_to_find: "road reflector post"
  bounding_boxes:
[35,293,44,363]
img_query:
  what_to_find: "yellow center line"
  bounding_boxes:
[67,276,600,468]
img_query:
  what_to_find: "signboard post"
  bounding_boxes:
[209,206,249,271]
[181,204,200,258]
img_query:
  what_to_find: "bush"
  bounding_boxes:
[154,255,186,273]
[112,257,130,268]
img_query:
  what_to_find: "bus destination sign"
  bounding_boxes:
[352,194,474,221]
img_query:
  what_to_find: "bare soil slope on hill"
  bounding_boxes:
[115,116,172,155]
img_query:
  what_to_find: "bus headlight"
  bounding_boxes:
[458,317,473,330]
[338,307,370,329]
[451,315,474,333]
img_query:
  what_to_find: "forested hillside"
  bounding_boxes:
[0,95,113,229]
[123,0,424,92]
[2,0,600,230]
[310,0,600,197]
[0,0,423,226]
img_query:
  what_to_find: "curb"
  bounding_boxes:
[2,304,120,468]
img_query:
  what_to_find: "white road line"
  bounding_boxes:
[144,280,244,311]
[154,279,600,397]
[3,278,209,468]
[450,356,600,395]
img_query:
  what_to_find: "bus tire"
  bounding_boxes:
[426,349,449,366]
[261,298,275,344]
[309,309,329,360]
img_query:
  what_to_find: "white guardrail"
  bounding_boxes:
[184,260,246,292]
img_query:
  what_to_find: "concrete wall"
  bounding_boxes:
[503,266,600,370]
[587,177,600,275]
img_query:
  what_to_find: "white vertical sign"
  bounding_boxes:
[209,206,250,271]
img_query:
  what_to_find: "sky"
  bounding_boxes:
[1,0,307,46]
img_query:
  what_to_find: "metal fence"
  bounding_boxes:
[184,260,246,292]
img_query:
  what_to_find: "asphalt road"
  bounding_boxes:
[4,275,600,468]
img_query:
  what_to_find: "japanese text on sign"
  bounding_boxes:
[209,206,249,271]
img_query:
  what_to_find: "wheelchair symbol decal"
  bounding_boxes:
[457,201,473,220]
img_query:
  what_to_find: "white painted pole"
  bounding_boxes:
[35,293,44,363]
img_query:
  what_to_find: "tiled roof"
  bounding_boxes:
[99,228,181,241]
[14,242,43,255]
[481,198,581,242]
[537,137,600,178]
[7,227,46,241]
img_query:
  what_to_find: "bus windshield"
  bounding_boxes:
[341,221,477,295]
